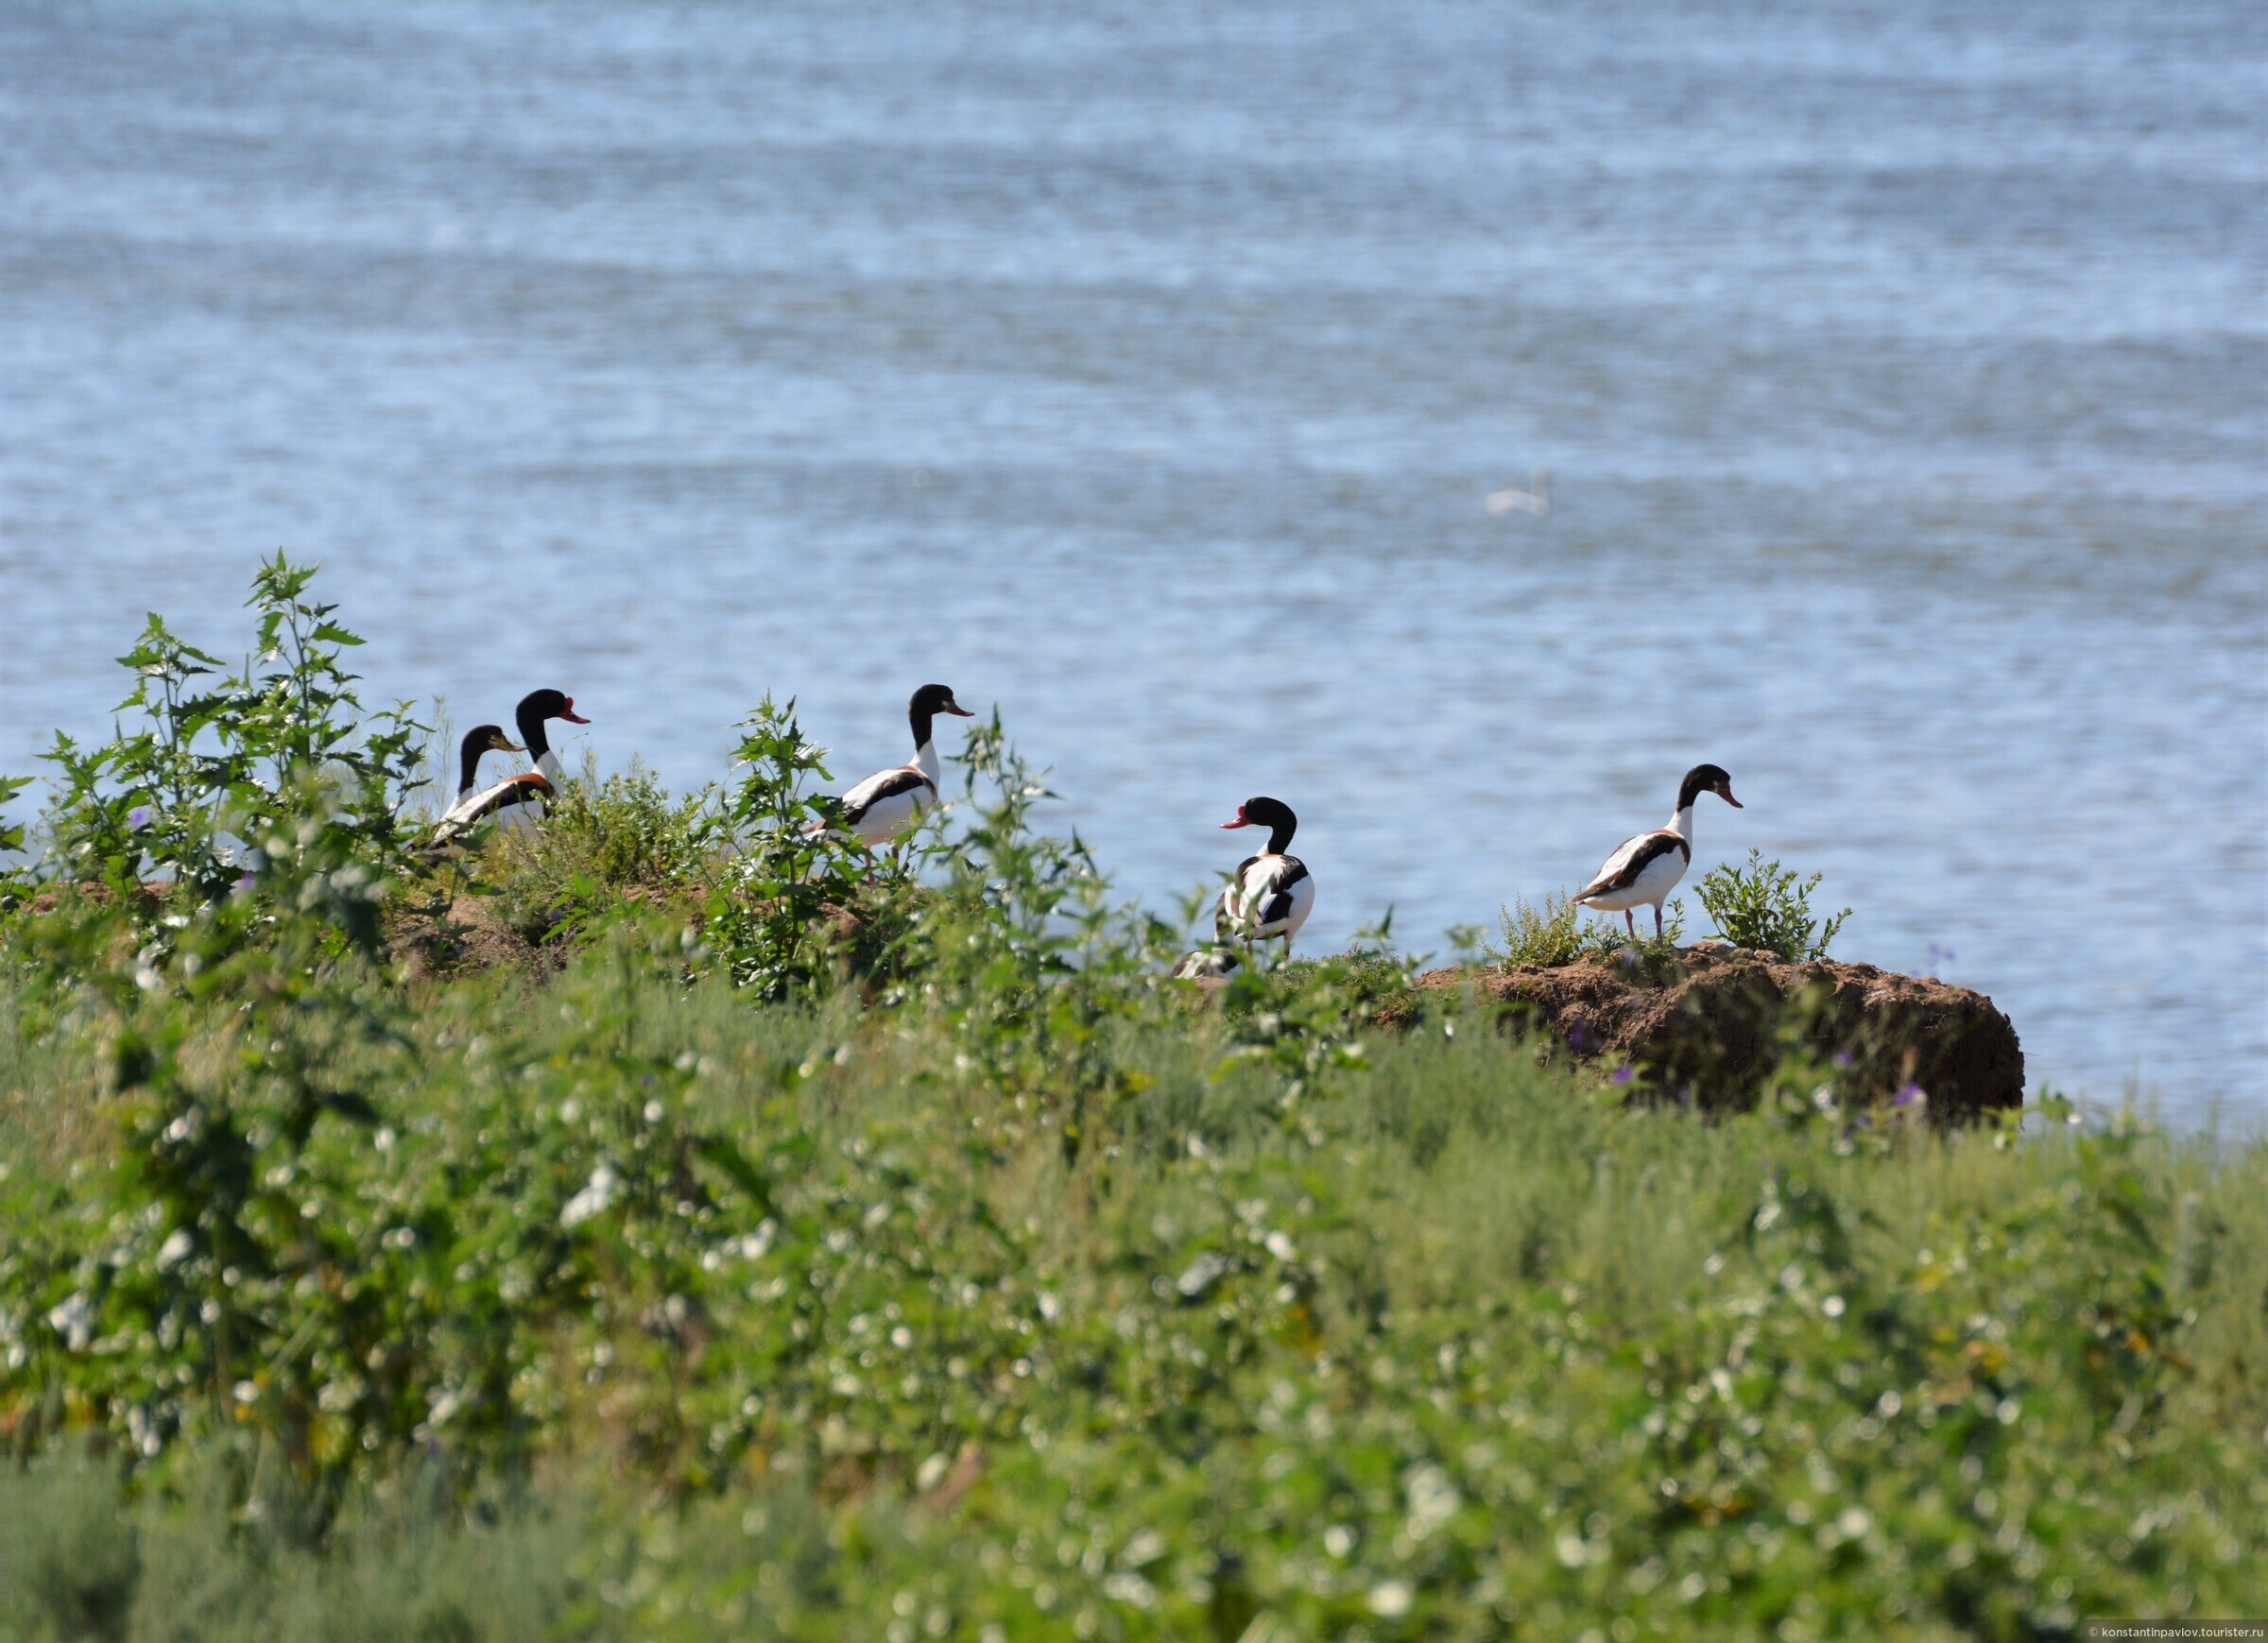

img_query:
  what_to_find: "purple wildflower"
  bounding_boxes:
[1610,1066,1636,1087]
[1832,1050,1856,1069]
[128,806,153,829]
[1893,1083,1926,1109]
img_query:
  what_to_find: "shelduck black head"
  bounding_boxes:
[1222,796,1298,850]
[1677,763,1742,812]
[462,724,522,758]
[516,688,590,727]
[908,683,975,749]
[455,724,523,793]
[910,683,974,721]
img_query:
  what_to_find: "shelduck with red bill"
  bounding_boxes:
[1573,762,1743,939]
[1211,796,1315,956]
[820,684,976,849]
[514,687,590,781]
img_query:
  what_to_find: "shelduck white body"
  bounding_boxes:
[1574,762,1742,938]
[1214,796,1314,954]
[826,684,975,848]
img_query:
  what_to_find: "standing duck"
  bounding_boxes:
[1214,796,1315,957]
[1574,762,1742,939]
[823,683,975,849]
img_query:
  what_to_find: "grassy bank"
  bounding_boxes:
[1,563,2262,1639]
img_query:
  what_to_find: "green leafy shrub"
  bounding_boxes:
[1695,848,1851,961]
[696,693,902,1001]
[35,555,425,933]
[488,758,718,942]
[895,712,1185,1164]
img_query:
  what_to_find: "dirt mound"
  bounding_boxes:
[1418,945,2022,1121]
[388,894,561,980]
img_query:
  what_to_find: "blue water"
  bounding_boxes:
[2,0,2262,1119]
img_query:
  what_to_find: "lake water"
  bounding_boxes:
[2,0,2261,1121]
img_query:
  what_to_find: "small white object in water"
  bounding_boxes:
[1485,464,1551,517]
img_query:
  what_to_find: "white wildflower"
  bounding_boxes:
[561,1164,619,1228]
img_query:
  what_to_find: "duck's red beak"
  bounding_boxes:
[1719,786,1743,808]
[558,696,591,725]
[1221,807,1251,830]
[944,701,975,717]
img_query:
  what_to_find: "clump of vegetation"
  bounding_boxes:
[36,553,425,924]
[1488,889,1685,967]
[1696,848,1852,961]
[0,561,2259,1639]
[488,756,717,942]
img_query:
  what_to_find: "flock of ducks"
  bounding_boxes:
[435,686,1742,974]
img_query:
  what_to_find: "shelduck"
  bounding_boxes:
[1574,762,1743,939]
[513,688,590,782]
[823,683,975,849]
[1213,796,1315,957]
[429,724,531,843]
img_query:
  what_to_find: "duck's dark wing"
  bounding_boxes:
[838,765,933,827]
[1232,853,1312,927]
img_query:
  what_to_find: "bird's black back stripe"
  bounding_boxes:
[841,767,931,827]
[1236,853,1307,888]
[463,773,554,822]
[1583,831,1687,897]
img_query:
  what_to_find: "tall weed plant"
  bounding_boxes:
[36,555,424,932]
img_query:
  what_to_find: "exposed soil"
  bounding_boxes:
[388,894,562,981]
[1412,945,2023,1121]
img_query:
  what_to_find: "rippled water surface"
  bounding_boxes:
[3,1,2262,1118]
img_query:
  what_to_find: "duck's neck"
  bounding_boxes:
[1264,820,1296,856]
[1667,803,1695,841]
[517,708,560,779]
[456,741,485,799]
[910,696,954,785]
